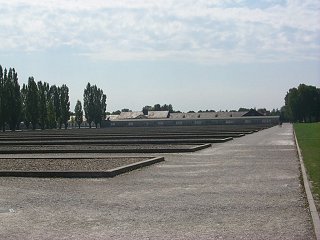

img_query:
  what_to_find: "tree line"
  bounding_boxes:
[2,65,318,129]
[282,84,320,123]
[0,65,106,131]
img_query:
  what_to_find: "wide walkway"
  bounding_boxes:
[0,124,315,239]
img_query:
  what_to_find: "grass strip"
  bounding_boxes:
[294,122,320,205]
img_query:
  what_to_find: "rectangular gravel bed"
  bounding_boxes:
[0,157,165,178]
[0,157,147,171]
[0,138,231,145]
[0,144,212,153]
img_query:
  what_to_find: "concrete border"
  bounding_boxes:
[190,143,212,151]
[0,157,165,178]
[294,129,320,240]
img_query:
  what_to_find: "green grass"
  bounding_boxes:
[294,122,320,202]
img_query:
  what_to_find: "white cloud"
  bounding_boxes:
[0,0,319,63]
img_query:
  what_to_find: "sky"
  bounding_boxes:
[0,0,319,112]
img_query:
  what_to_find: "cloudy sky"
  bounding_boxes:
[0,0,319,112]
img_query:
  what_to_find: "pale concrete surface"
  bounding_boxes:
[0,124,315,239]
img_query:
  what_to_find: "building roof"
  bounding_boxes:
[169,110,260,119]
[118,111,147,119]
[169,113,200,119]
[213,111,245,118]
[147,111,169,119]
[108,109,263,121]
[243,109,263,116]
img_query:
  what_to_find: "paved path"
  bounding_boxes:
[0,124,315,239]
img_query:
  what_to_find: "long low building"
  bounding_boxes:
[102,115,279,128]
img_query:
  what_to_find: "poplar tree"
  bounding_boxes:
[11,69,22,130]
[47,98,56,129]
[0,65,74,130]
[50,85,61,128]
[83,83,94,128]
[37,81,49,130]
[26,77,39,130]
[0,68,10,131]
[83,83,107,128]
[60,84,70,129]
[93,86,107,128]
[74,100,83,128]
[21,84,30,129]
[0,66,6,131]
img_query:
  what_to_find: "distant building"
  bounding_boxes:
[147,111,169,119]
[107,110,170,120]
[101,108,276,128]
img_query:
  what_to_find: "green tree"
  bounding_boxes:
[316,89,320,121]
[92,85,106,128]
[60,84,70,129]
[12,69,22,130]
[153,104,161,111]
[298,84,319,122]
[101,94,107,124]
[167,104,174,113]
[0,66,73,131]
[37,81,49,130]
[284,84,320,122]
[6,68,22,131]
[83,83,94,128]
[6,69,14,130]
[83,83,106,128]
[0,67,22,131]
[50,85,62,128]
[142,104,174,114]
[26,77,39,130]
[0,65,6,131]
[238,108,250,112]
[21,84,30,129]
[0,68,21,131]
[270,109,280,116]
[142,105,152,115]
[285,87,301,122]
[2,68,10,131]
[280,106,289,122]
[111,110,121,115]
[161,104,169,111]
[74,100,83,129]
[47,98,56,129]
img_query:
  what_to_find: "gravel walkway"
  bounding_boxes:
[0,124,315,239]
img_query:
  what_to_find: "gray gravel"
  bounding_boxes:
[0,144,200,151]
[0,157,149,171]
[0,124,315,239]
